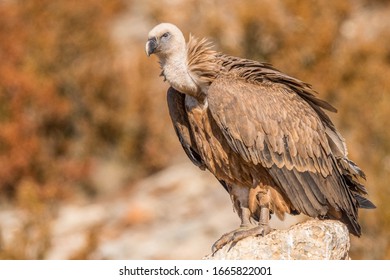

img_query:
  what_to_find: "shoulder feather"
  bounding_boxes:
[186,35,220,87]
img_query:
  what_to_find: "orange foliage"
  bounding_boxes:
[0,0,124,199]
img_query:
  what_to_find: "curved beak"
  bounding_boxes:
[145,37,158,57]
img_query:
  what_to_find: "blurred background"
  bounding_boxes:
[0,0,389,259]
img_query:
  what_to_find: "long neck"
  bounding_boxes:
[160,51,201,99]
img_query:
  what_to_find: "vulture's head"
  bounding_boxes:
[145,23,186,58]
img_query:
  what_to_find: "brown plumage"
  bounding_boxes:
[146,23,375,251]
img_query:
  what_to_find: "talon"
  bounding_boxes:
[211,231,237,254]
[211,225,272,254]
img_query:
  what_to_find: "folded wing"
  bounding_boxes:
[207,75,363,235]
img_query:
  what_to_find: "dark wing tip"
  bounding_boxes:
[355,195,376,209]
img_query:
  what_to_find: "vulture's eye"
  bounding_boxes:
[161,32,170,39]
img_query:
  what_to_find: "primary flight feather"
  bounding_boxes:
[146,23,375,252]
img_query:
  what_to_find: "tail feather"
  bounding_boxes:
[330,156,375,236]
[340,211,361,236]
[337,157,375,209]
[355,194,376,209]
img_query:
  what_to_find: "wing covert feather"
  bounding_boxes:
[207,76,359,229]
[207,76,332,175]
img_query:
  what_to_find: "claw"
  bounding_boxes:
[212,230,238,254]
[211,225,272,254]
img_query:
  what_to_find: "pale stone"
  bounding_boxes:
[204,219,350,260]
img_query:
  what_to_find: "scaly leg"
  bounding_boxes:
[211,189,272,254]
[211,206,253,253]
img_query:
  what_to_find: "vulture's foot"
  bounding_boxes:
[212,203,272,254]
[211,225,272,254]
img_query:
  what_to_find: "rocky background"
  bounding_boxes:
[0,0,389,259]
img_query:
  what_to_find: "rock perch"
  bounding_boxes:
[204,219,350,260]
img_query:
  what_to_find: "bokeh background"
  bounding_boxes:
[0,0,389,259]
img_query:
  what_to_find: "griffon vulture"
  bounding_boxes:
[145,23,375,252]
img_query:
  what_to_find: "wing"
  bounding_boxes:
[207,75,362,235]
[167,87,205,170]
[167,87,231,192]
